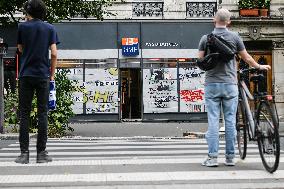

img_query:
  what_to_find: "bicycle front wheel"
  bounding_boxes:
[256,101,280,173]
[236,100,247,160]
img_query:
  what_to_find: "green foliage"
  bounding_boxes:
[238,0,258,9]
[4,87,19,132]
[4,69,76,137]
[48,69,75,137]
[238,0,270,9]
[257,0,270,9]
[0,0,118,25]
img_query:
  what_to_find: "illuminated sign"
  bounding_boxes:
[122,38,139,56]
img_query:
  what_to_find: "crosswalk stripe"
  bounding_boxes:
[0,153,277,161]
[8,140,218,146]
[0,156,284,167]
[0,149,265,157]
[0,144,259,151]
[0,138,283,187]
[0,170,284,184]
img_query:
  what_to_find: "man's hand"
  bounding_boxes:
[259,64,271,71]
[50,76,55,81]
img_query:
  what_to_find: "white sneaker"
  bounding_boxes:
[225,158,235,166]
[202,157,218,167]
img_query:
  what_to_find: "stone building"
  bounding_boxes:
[1,0,284,121]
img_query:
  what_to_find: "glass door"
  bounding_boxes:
[120,68,141,119]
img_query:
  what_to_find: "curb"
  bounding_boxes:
[0,133,37,140]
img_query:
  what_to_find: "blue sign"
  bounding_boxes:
[122,38,139,56]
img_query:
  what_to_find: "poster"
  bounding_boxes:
[67,68,119,114]
[143,68,178,113]
[85,68,119,114]
[179,67,206,112]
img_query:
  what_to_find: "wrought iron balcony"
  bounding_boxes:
[132,2,164,18]
[186,2,217,18]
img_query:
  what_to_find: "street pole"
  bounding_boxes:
[0,38,8,134]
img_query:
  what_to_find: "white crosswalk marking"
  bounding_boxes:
[0,138,283,188]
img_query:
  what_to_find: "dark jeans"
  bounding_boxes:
[19,77,49,153]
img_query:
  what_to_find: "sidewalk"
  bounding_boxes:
[1,122,284,139]
[69,121,284,138]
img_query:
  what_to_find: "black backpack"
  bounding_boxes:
[197,33,235,71]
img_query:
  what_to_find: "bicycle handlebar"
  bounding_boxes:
[238,67,258,74]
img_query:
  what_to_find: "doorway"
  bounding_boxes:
[120,68,141,120]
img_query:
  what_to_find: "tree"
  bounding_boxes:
[0,0,117,25]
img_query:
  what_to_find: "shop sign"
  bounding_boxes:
[122,38,139,56]
[145,42,179,47]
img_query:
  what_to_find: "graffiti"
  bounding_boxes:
[143,68,178,113]
[74,84,86,93]
[108,68,118,76]
[179,67,204,80]
[180,89,204,102]
[185,104,206,112]
[86,103,118,113]
[84,91,117,103]
[150,69,173,80]
[86,81,119,87]
[69,68,119,114]
[179,67,206,113]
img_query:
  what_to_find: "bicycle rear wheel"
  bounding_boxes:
[256,101,280,173]
[236,100,247,159]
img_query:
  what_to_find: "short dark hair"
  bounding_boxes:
[23,0,47,20]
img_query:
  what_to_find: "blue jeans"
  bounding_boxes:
[205,83,238,159]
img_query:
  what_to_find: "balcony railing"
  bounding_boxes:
[132,2,164,18]
[186,2,217,18]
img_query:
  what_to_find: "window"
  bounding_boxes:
[143,58,178,113]
[57,59,119,114]
[179,59,206,112]
[132,1,164,18]
[186,0,217,18]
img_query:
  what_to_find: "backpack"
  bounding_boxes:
[196,33,235,71]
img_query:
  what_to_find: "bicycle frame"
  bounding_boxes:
[239,80,256,139]
[237,68,280,173]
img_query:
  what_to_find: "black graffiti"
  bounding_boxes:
[157,85,170,91]
[86,81,118,86]
[185,104,206,112]
[179,67,204,80]
[154,102,169,108]
[151,70,164,80]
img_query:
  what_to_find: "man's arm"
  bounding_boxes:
[50,43,57,81]
[17,44,23,54]
[238,49,270,70]
[198,51,205,59]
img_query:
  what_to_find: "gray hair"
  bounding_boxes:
[215,8,231,22]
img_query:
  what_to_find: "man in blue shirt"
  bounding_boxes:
[15,0,59,164]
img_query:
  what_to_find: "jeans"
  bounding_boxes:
[205,83,238,159]
[19,77,49,153]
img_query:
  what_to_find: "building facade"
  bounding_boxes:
[1,0,284,121]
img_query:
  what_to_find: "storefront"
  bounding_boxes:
[55,21,213,121]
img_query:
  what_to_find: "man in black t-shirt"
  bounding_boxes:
[15,0,59,164]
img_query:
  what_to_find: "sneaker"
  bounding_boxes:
[37,151,52,163]
[202,157,218,167]
[15,152,29,164]
[225,158,235,166]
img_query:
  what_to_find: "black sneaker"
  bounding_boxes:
[15,152,29,164]
[37,151,52,163]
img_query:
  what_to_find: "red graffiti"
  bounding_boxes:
[180,89,204,102]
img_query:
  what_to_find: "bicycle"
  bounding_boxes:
[236,67,280,173]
